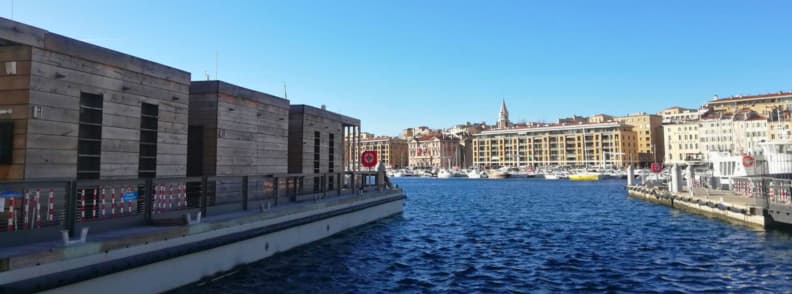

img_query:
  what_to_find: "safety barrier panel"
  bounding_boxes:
[0,171,389,237]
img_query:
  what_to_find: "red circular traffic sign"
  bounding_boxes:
[742,155,755,168]
[361,151,378,168]
[650,162,663,173]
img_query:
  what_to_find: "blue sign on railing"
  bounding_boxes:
[122,191,138,201]
[0,190,21,198]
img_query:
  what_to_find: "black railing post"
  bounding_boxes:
[351,173,357,195]
[322,174,327,198]
[144,178,153,224]
[65,181,78,237]
[200,176,208,217]
[273,176,279,205]
[337,172,342,196]
[242,176,249,211]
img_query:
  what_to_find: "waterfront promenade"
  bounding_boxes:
[0,172,405,293]
[626,174,792,229]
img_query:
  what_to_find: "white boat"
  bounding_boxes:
[488,168,511,179]
[393,169,414,177]
[544,174,561,180]
[467,169,487,179]
[437,169,452,179]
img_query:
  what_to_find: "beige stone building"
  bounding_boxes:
[360,137,409,169]
[472,122,639,168]
[408,135,461,169]
[704,92,792,117]
[0,18,191,180]
[662,121,701,165]
[658,106,700,124]
[765,108,792,143]
[614,113,664,166]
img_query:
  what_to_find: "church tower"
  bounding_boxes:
[497,99,510,129]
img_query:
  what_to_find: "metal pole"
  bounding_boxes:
[65,181,78,237]
[337,172,342,196]
[241,176,249,211]
[273,176,279,205]
[200,176,208,217]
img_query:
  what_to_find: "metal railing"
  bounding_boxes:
[0,171,394,242]
[731,176,792,208]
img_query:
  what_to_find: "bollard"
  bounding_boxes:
[670,164,681,193]
[185,212,202,225]
[62,227,89,246]
[626,165,634,186]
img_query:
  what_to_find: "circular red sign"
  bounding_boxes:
[742,155,755,168]
[650,162,663,173]
[361,151,378,168]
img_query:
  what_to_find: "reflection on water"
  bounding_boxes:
[181,178,792,293]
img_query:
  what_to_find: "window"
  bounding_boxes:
[328,133,335,190]
[139,103,158,178]
[313,131,320,192]
[77,93,103,179]
[0,121,11,164]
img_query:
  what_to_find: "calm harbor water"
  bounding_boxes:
[185,178,792,293]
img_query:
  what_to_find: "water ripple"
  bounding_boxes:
[179,178,792,293]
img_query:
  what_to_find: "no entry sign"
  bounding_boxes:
[361,151,378,168]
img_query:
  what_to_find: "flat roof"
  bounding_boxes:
[706,91,792,105]
[289,104,360,126]
[0,17,190,83]
[476,122,626,136]
[190,80,290,108]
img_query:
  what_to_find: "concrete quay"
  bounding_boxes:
[626,185,766,229]
[0,188,405,293]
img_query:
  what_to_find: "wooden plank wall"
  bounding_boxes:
[0,46,31,180]
[187,90,219,176]
[289,107,345,190]
[216,82,289,176]
[25,47,190,179]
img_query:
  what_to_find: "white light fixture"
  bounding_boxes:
[4,61,16,75]
[32,106,43,118]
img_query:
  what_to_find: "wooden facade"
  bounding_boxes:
[288,105,359,192]
[187,81,290,177]
[0,17,191,180]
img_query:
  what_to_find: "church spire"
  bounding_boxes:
[497,99,510,129]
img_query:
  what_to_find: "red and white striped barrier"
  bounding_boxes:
[47,189,54,224]
[127,185,134,214]
[7,197,14,231]
[101,187,107,218]
[80,188,86,222]
[92,187,98,219]
[34,189,41,228]
[23,191,30,230]
[111,186,117,218]
[181,184,188,208]
[118,186,125,216]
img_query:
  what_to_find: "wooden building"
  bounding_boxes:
[0,17,191,180]
[288,105,360,193]
[187,81,289,177]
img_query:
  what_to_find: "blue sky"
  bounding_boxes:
[7,1,792,135]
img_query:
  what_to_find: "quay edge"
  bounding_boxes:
[625,185,766,229]
[0,190,405,293]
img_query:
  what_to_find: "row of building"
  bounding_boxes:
[0,17,363,191]
[362,92,792,170]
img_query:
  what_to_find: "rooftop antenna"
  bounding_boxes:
[204,71,210,81]
[283,82,288,99]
